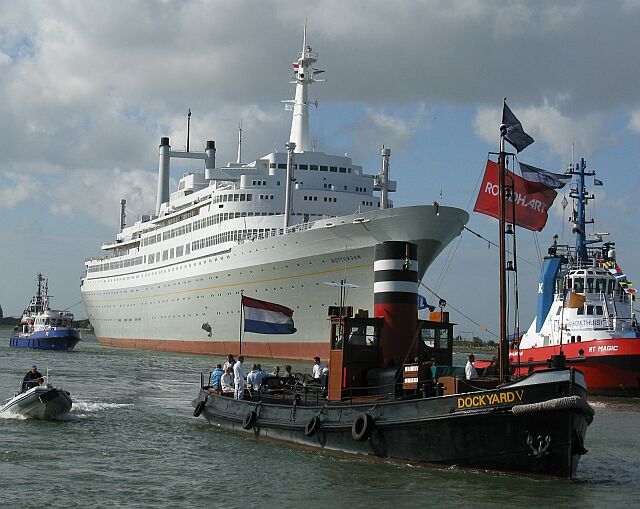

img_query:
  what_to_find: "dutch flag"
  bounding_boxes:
[242,296,296,335]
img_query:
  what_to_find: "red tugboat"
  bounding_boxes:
[510,158,640,395]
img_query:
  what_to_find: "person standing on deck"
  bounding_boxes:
[233,356,246,400]
[465,354,478,380]
[312,357,326,379]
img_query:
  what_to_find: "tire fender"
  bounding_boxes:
[242,410,258,430]
[304,415,322,437]
[351,413,373,441]
[193,401,205,417]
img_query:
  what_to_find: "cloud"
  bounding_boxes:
[0,172,39,208]
[49,168,157,228]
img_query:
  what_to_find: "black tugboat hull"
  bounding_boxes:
[193,371,593,478]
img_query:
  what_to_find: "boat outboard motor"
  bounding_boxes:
[374,241,418,367]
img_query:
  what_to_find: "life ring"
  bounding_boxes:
[304,415,321,437]
[351,413,373,441]
[193,401,205,417]
[242,410,258,430]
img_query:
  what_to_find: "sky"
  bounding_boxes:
[1,0,640,339]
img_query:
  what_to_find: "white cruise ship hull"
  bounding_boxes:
[81,205,467,360]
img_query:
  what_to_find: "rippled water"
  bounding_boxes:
[1,327,639,508]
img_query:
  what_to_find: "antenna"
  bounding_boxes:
[186,109,191,152]
[236,118,243,164]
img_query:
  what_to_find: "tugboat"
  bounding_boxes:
[10,274,81,351]
[510,158,640,396]
[192,241,594,478]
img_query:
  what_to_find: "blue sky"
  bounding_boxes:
[1,1,639,339]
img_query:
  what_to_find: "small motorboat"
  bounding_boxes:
[0,372,72,419]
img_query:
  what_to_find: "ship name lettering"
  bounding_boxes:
[330,255,362,264]
[457,390,524,409]
[588,345,618,353]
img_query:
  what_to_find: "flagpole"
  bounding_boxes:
[239,290,244,356]
[499,99,509,383]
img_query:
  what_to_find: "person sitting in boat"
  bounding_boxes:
[271,365,281,377]
[21,365,44,392]
[465,354,478,380]
[208,364,225,394]
[484,356,499,376]
[247,364,260,391]
[220,367,235,395]
[284,365,294,378]
[312,357,327,379]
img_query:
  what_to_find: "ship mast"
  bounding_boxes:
[568,158,595,264]
[285,24,324,153]
[498,129,509,382]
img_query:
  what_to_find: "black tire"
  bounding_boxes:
[242,410,258,430]
[351,413,373,441]
[193,401,205,417]
[304,415,321,437]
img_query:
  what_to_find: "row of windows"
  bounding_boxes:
[88,256,145,273]
[212,193,254,204]
[163,223,192,241]
[268,163,351,173]
[192,228,279,251]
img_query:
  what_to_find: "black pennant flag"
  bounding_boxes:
[502,102,534,152]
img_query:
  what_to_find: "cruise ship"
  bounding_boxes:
[81,30,469,360]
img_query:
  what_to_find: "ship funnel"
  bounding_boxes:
[204,140,216,180]
[374,241,418,367]
[156,137,171,215]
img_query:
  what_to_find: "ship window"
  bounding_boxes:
[247,194,252,201]
[240,194,246,201]
[573,278,584,293]
[149,254,154,263]
[587,305,594,315]
[577,306,584,315]
[320,166,328,171]
[176,246,183,257]
[223,195,228,202]
[577,335,582,342]
[314,196,317,201]
[596,306,603,315]
[163,250,168,261]
[330,166,337,172]
[595,279,606,293]
[278,164,286,169]
[234,194,239,201]
[586,278,594,292]
[269,163,276,168]
[556,307,562,315]
[310,165,318,171]
[299,164,308,170]
[339,167,347,173]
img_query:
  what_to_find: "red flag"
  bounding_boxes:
[474,160,557,232]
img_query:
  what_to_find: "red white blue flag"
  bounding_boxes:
[242,296,296,334]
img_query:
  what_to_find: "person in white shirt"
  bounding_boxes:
[246,364,259,390]
[465,353,478,380]
[220,367,235,394]
[223,354,235,371]
[312,356,326,379]
[233,355,246,400]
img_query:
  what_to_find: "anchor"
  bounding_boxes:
[525,432,552,458]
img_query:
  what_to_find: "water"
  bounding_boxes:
[1,326,639,508]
